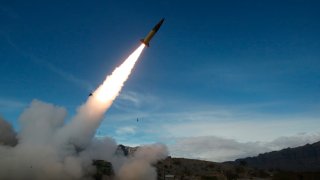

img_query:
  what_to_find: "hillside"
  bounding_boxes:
[93,142,320,179]
[232,141,320,172]
[154,156,271,180]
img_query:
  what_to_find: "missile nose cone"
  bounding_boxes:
[159,18,165,24]
[154,18,165,31]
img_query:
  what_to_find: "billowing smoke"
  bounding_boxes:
[0,117,17,146]
[0,44,168,179]
[117,144,168,180]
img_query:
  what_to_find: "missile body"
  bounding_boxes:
[140,18,164,47]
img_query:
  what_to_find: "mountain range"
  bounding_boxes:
[232,141,320,172]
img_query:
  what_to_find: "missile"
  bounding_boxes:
[140,18,164,47]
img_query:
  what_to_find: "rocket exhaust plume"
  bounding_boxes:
[57,44,146,147]
[0,20,167,179]
[94,44,145,104]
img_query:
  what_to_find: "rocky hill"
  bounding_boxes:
[155,156,271,180]
[232,141,320,172]
[93,143,320,179]
[115,144,139,156]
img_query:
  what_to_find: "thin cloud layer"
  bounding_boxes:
[169,133,320,162]
[116,126,137,135]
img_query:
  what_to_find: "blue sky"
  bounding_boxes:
[1,0,320,161]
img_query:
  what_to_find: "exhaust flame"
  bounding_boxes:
[56,44,146,148]
[94,44,145,105]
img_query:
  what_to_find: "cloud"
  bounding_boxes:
[116,126,137,135]
[0,98,26,112]
[169,136,267,162]
[113,90,160,112]
[156,106,320,142]
[94,90,320,163]
[118,91,141,107]
[0,117,17,146]
[267,133,320,149]
[168,133,320,162]
[99,97,320,152]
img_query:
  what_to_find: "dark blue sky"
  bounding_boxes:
[1,0,320,160]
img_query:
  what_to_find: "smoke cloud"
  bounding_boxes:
[0,116,17,146]
[0,44,168,179]
[117,144,168,180]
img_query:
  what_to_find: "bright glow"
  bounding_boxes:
[54,44,145,147]
[91,44,145,110]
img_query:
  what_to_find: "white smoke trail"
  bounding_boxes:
[94,44,146,104]
[56,44,145,147]
[0,43,168,180]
